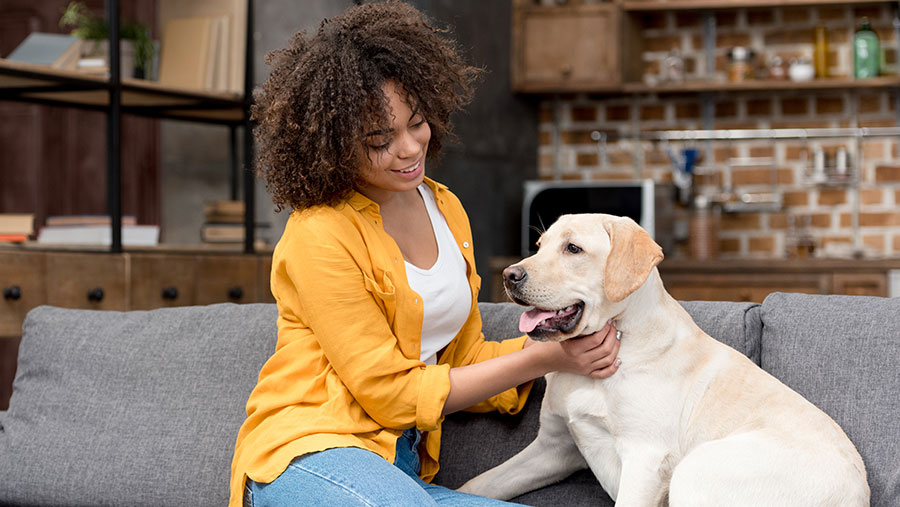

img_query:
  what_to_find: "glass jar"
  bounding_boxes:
[727,47,755,82]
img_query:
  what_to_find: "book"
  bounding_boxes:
[37,224,159,246]
[204,200,244,224]
[204,200,244,216]
[45,214,137,227]
[0,213,34,235]
[0,234,28,243]
[159,0,247,95]
[200,222,268,243]
[158,16,214,90]
[7,33,83,70]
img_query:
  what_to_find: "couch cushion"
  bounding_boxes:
[761,292,900,507]
[0,304,278,507]
[435,301,761,505]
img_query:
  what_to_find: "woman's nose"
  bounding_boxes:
[394,130,420,158]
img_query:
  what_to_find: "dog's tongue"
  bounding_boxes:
[519,308,558,333]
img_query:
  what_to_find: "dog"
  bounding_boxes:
[458,214,869,506]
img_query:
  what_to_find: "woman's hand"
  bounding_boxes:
[526,320,621,379]
[442,321,621,416]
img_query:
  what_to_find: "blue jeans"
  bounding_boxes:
[245,429,526,506]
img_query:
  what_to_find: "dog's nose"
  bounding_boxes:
[503,265,527,285]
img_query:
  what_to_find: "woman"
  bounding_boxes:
[229,2,621,505]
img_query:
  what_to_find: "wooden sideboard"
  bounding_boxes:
[0,247,275,409]
[489,256,900,303]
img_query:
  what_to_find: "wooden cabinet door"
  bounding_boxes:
[45,253,128,310]
[512,1,621,92]
[0,251,46,336]
[194,255,259,305]
[129,253,197,309]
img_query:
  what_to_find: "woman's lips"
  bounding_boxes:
[393,159,423,179]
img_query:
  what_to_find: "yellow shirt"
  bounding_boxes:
[228,178,532,506]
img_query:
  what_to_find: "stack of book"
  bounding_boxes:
[0,213,35,243]
[201,201,266,244]
[37,215,159,246]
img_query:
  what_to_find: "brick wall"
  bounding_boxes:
[538,4,900,259]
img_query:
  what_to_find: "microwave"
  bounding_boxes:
[520,179,673,256]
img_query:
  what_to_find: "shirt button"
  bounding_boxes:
[463,242,470,248]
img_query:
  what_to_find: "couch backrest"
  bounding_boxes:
[760,292,900,507]
[0,303,278,507]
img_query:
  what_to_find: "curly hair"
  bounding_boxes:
[252,0,481,212]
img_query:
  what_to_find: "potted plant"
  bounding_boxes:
[59,1,155,79]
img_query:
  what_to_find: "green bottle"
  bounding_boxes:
[854,18,880,79]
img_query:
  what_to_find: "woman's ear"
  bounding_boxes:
[602,217,664,303]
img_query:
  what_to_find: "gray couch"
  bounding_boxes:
[0,293,897,506]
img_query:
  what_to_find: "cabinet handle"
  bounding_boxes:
[227,286,243,300]
[161,287,179,300]
[87,288,104,302]
[3,285,21,301]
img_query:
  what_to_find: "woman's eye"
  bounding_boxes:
[566,243,582,254]
[410,116,426,128]
[367,137,391,151]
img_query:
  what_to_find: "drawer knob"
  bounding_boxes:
[87,288,104,302]
[227,286,243,300]
[161,287,179,300]
[3,285,21,301]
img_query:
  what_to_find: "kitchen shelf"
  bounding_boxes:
[621,0,896,12]
[622,76,900,94]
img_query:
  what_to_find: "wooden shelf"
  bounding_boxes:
[621,76,900,94]
[0,59,246,124]
[622,0,895,11]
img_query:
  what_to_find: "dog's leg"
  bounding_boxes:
[607,447,672,507]
[457,412,587,500]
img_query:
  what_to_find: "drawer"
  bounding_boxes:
[45,253,128,310]
[194,255,259,305]
[258,256,275,304]
[0,251,46,336]
[130,253,197,309]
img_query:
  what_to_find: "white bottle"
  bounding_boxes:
[836,146,848,175]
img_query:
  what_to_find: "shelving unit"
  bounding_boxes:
[0,0,256,253]
[621,0,892,11]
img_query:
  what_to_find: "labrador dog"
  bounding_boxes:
[459,214,869,506]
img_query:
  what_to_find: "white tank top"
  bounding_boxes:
[405,184,472,365]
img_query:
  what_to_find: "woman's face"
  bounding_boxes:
[357,81,431,201]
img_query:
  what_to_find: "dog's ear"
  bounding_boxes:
[602,217,664,302]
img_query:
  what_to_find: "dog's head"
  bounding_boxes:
[505,214,664,342]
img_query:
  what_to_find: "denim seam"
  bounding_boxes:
[287,461,377,507]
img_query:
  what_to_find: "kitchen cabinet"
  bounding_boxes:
[511,0,622,92]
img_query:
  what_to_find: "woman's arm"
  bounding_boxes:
[441,321,621,416]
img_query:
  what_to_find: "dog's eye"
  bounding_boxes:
[566,243,583,254]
